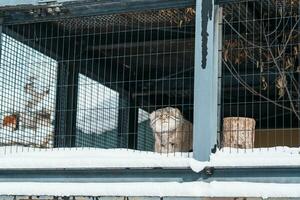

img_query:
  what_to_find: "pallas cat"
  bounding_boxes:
[149,107,193,153]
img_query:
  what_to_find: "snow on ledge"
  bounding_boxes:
[0,146,300,171]
[191,146,300,172]
[0,147,192,169]
[1,181,300,198]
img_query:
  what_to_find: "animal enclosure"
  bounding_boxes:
[219,0,300,148]
[0,6,196,154]
[2,0,298,155]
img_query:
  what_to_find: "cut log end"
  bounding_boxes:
[223,117,256,149]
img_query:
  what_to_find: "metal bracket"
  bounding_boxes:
[203,167,215,177]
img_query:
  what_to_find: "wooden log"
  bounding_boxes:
[223,117,256,149]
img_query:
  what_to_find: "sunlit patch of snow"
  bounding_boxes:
[0,146,299,171]
[0,182,300,198]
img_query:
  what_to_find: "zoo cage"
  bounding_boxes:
[0,4,196,154]
[218,0,300,149]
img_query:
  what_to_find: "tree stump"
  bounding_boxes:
[223,117,256,149]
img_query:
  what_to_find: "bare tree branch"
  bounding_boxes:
[263,29,300,120]
[223,59,299,118]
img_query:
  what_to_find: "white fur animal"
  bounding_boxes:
[149,107,193,153]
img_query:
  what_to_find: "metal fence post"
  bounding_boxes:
[0,18,3,64]
[193,0,217,161]
[55,62,79,147]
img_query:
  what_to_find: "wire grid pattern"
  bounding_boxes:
[219,0,300,149]
[57,8,195,32]
[0,33,57,149]
[0,7,195,154]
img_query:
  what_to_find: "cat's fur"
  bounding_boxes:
[149,107,193,153]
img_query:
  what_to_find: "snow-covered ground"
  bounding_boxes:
[0,181,300,198]
[0,146,300,170]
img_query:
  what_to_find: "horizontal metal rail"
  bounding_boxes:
[205,166,300,183]
[0,166,300,183]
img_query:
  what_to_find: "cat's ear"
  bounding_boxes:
[149,111,156,121]
[173,108,182,117]
[165,107,173,114]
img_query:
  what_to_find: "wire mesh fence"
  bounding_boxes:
[0,6,196,155]
[219,0,300,149]
[0,33,57,148]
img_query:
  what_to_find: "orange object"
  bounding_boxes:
[3,114,18,130]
